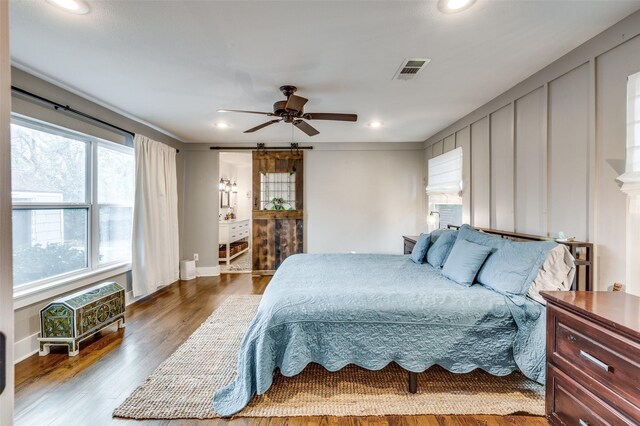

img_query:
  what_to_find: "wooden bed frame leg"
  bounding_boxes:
[408,371,417,393]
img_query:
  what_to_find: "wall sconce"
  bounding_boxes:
[427,211,440,228]
[219,178,238,194]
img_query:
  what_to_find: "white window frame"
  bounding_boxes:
[426,147,464,229]
[11,114,134,305]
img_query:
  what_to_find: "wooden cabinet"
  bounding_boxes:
[541,291,640,425]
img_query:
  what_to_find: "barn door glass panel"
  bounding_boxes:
[259,172,296,210]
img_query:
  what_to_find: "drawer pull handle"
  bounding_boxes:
[580,350,611,372]
[579,419,589,426]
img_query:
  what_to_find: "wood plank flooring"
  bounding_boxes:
[14,274,548,425]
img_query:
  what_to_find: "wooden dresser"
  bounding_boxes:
[541,291,640,425]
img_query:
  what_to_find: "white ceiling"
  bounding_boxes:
[9,0,640,143]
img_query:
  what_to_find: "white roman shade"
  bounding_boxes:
[426,147,463,196]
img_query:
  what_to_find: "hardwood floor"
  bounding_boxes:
[14,274,548,426]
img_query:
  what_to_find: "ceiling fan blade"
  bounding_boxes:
[285,95,308,112]
[218,109,273,115]
[293,119,319,137]
[244,119,281,133]
[304,113,358,122]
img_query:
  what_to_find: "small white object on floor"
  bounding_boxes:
[180,260,196,280]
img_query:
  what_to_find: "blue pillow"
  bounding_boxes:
[442,239,492,286]
[477,239,557,298]
[429,228,449,244]
[426,230,458,268]
[456,224,506,251]
[456,225,557,300]
[410,233,431,264]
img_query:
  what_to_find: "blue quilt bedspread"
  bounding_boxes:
[213,253,546,416]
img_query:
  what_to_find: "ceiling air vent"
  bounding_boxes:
[393,58,431,81]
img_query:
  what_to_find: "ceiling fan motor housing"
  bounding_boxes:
[273,100,288,116]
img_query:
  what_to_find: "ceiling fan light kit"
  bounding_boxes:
[438,0,477,14]
[220,85,358,137]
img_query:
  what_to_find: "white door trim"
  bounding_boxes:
[0,0,15,423]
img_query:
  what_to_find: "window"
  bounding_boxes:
[626,71,640,173]
[11,116,134,289]
[259,172,296,210]
[426,147,463,229]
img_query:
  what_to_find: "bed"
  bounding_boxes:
[213,251,550,416]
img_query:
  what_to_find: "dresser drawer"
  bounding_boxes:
[550,305,640,411]
[548,365,635,426]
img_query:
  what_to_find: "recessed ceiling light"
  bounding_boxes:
[438,0,476,14]
[369,121,382,128]
[45,0,90,14]
[215,122,230,129]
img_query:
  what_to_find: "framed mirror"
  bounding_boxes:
[220,191,230,208]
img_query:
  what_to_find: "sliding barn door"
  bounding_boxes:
[252,151,303,275]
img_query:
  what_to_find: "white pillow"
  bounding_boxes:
[528,245,576,305]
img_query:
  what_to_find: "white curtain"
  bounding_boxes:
[132,135,180,297]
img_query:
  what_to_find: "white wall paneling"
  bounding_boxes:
[443,134,455,153]
[489,104,515,231]
[455,127,472,225]
[424,12,640,290]
[425,144,433,216]
[470,117,491,228]
[432,140,444,156]
[548,63,590,241]
[515,86,547,235]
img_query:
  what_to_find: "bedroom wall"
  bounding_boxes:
[11,67,187,361]
[182,150,220,276]
[184,142,426,261]
[423,10,640,295]
[305,143,426,254]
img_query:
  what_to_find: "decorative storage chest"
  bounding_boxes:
[39,281,125,356]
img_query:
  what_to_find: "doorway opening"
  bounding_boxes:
[218,152,252,273]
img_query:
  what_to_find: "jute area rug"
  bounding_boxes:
[114,295,544,419]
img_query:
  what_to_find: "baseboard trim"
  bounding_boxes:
[14,332,39,364]
[197,266,221,277]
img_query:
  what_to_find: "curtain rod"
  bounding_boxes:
[210,143,313,151]
[11,86,179,153]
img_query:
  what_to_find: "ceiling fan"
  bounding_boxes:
[218,85,357,136]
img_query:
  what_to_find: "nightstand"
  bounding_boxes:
[541,291,639,425]
[403,235,419,255]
